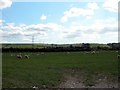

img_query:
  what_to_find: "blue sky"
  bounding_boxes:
[2,2,70,24]
[0,0,118,44]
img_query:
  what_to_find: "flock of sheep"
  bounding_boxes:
[15,51,96,60]
[9,50,119,60]
[15,52,45,59]
[17,54,30,59]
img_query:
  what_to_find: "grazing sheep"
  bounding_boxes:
[41,52,44,55]
[32,86,38,89]
[117,55,120,59]
[85,52,89,54]
[91,51,95,54]
[67,52,70,54]
[25,55,30,59]
[10,54,13,56]
[42,84,46,88]
[17,55,22,59]
[36,53,39,56]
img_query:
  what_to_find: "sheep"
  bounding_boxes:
[10,54,13,56]
[91,51,95,54]
[117,55,120,59]
[25,55,30,59]
[85,51,89,54]
[67,52,70,54]
[116,51,118,53]
[41,52,44,55]
[36,53,39,56]
[17,55,22,59]
[32,86,38,89]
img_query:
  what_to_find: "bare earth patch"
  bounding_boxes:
[94,74,118,88]
[59,75,85,88]
[59,74,118,88]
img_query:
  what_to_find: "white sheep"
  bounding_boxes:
[67,52,70,54]
[36,53,39,56]
[85,52,89,54]
[17,55,22,59]
[117,55,120,59]
[41,52,44,55]
[10,54,13,56]
[32,86,38,89]
[91,51,95,54]
[25,55,30,59]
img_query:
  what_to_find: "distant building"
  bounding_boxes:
[107,43,120,49]
[81,43,90,50]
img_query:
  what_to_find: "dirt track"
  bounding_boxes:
[59,74,118,88]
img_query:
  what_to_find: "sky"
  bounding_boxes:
[0,0,119,44]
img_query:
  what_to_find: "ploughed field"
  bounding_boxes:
[2,51,118,88]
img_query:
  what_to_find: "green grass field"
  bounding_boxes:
[2,51,118,88]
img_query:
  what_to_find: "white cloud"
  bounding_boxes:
[0,0,12,10]
[62,17,117,43]
[87,2,99,10]
[0,16,118,43]
[40,14,47,21]
[0,20,4,23]
[61,2,99,23]
[0,20,5,26]
[1,22,64,43]
[1,23,48,36]
[99,32,118,43]
[103,0,119,12]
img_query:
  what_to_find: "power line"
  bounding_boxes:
[1,13,40,45]
[24,35,35,48]
[32,35,34,48]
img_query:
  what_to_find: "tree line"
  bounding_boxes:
[2,45,118,52]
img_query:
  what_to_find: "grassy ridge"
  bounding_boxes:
[2,51,118,88]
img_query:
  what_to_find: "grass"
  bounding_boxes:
[2,51,118,88]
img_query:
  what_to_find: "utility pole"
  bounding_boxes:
[32,35,34,48]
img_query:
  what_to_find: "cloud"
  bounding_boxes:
[40,14,47,21]
[87,2,99,10]
[61,2,99,23]
[0,20,4,23]
[64,30,81,39]
[1,23,48,36]
[0,20,5,26]
[63,18,117,42]
[0,0,12,10]
[1,16,118,43]
[1,22,64,43]
[103,0,119,12]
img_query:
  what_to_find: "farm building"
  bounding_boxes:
[81,43,90,50]
[107,43,120,49]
